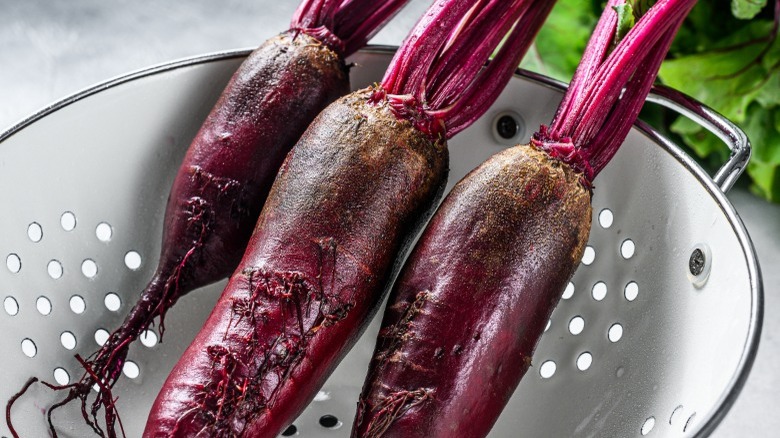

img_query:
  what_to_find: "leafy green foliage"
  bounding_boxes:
[520,0,598,82]
[629,0,654,18]
[613,4,636,46]
[732,0,767,19]
[661,10,780,200]
[522,0,780,201]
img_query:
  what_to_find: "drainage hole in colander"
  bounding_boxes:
[6,254,21,274]
[598,209,614,228]
[592,282,607,301]
[492,111,525,144]
[96,222,113,242]
[576,352,592,371]
[82,259,98,279]
[581,246,595,265]
[53,367,70,385]
[95,328,110,346]
[568,316,585,335]
[539,360,556,378]
[641,417,655,435]
[140,330,158,348]
[36,296,52,315]
[21,338,36,358]
[669,405,683,425]
[683,413,696,432]
[4,296,19,316]
[60,331,77,350]
[27,222,43,243]
[123,361,140,379]
[624,281,639,301]
[621,239,636,259]
[69,295,86,314]
[608,323,623,342]
[319,414,342,429]
[281,425,298,436]
[47,260,63,279]
[104,293,121,311]
[562,282,574,300]
[60,211,77,231]
[124,251,142,270]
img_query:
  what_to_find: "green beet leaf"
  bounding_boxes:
[732,0,767,20]
[660,20,780,200]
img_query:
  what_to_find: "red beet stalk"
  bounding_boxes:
[143,0,552,436]
[353,1,697,437]
[5,2,410,438]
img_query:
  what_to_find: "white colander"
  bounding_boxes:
[0,48,762,438]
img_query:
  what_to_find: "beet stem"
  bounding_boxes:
[333,0,412,57]
[550,0,622,137]
[377,0,556,139]
[292,0,413,57]
[535,0,697,181]
[587,26,678,173]
[291,0,340,31]
[424,1,519,107]
[380,0,476,97]
[567,0,694,149]
[439,0,557,136]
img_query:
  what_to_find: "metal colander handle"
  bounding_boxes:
[645,85,751,193]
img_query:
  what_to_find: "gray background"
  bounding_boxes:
[0,1,776,436]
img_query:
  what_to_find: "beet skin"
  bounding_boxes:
[15,30,351,438]
[149,31,349,317]
[92,30,349,385]
[353,144,591,438]
[144,88,449,438]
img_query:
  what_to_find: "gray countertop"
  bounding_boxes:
[0,1,777,436]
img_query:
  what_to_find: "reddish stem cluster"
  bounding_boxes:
[291,0,410,57]
[377,0,557,139]
[533,0,698,182]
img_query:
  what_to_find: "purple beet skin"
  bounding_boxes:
[353,145,591,437]
[148,31,349,325]
[143,89,448,438]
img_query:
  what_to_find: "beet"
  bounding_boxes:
[144,88,447,438]
[353,145,590,437]
[118,28,350,374]
[353,0,697,436]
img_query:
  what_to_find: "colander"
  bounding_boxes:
[0,48,762,438]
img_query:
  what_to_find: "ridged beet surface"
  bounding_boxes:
[144,89,448,437]
[148,31,349,322]
[353,144,591,437]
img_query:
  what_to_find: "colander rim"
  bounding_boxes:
[0,46,763,438]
